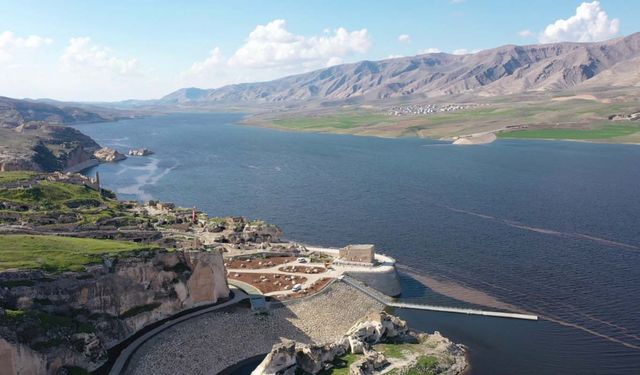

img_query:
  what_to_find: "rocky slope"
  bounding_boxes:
[162,33,640,105]
[0,126,100,173]
[0,250,229,374]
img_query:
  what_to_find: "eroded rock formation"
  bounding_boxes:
[251,311,467,375]
[93,147,126,163]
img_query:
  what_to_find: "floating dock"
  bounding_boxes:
[340,275,538,321]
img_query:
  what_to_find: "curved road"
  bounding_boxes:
[110,287,248,375]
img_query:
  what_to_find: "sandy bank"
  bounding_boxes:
[452,132,497,145]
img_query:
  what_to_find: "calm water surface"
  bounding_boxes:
[75,113,640,374]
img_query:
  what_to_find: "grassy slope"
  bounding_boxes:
[0,173,138,225]
[0,172,159,272]
[0,234,154,272]
[273,113,391,130]
[0,171,38,184]
[498,123,640,140]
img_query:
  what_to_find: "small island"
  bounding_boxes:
[128,148,154,156]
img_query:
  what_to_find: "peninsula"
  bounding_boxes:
[0,170,473,375]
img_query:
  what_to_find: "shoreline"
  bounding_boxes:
[239,115,640,146]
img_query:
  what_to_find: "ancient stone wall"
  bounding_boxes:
[339,244,375,264]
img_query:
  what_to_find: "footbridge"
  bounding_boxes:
[340,275,538,321]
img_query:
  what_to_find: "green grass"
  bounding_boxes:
[385,356,440,375]
[0,179,131,226]
[319,353,361,375]
[377,342,414,359]
[273,113,391,130]
[498,124,640,140]
[0,171,38,185]
[0,181,110,209]
[0,234,156,272]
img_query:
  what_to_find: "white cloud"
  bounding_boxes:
[398,34,411,43]
[418,48,441,54]
[518,29,534,38]
[186,47,224,76]
[228,19,370,69]
[182,19,372,89]
[0,34,169,101]
[50,37,165,100]
[325,56,343,67]
[451,48,481,55]
[60,37,138,75]
[540,1,619,43]
[0,31,52,63]
[387,54,404,59]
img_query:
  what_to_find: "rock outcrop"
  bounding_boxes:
[93,147,126,162]
[128,148,153,156]
[252,311,466,375]
[0,250,230,374]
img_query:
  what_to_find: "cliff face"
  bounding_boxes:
[0,250,229,374]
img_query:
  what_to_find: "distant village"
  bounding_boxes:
[387,103,480,116]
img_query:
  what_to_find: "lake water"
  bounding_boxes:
[74,113,640,374]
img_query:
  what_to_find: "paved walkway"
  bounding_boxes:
[341,275,538,321]
[110,287,248,375]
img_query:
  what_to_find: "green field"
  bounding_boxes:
[498,124,640,140]
[0,171,38,185]
[0,176,136,225]
[256,95,640,143]
[273,113,391,130]
[0,180,107,208]
[0,235,155,272]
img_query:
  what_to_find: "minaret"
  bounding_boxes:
[95,171,101,190]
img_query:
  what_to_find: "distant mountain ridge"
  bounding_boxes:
[162,33,640,105]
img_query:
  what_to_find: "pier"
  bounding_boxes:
[340,275,538,321]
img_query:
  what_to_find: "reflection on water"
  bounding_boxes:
[75,113,640,374]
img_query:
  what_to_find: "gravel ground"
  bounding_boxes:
[125,281,384,375]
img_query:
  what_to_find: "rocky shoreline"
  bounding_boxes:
[253,311,467,375]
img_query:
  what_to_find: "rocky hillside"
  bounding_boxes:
[0,97,132,128]
[0,97,113,172]
[162,32,640,105]
[0,126,100,173]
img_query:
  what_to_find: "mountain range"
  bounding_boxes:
[162,32,640,105]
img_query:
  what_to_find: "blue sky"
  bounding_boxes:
[0,0,637,101]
